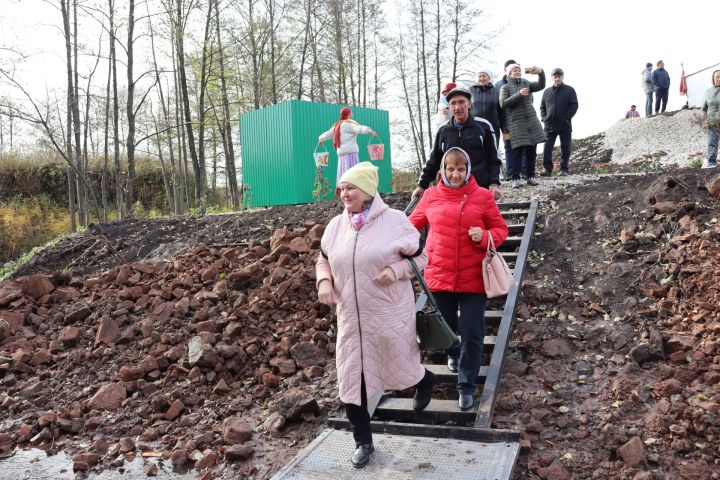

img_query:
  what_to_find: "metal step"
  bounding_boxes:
[500,209,530,217]
[507,223,525,234]
[373,397,477,423]
[498,201,531,210]
[271,429,519,480]
[424,364,488,384]
[327,418,521,442]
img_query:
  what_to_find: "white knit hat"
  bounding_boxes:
[505,63,521,76]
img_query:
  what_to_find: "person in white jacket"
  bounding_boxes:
[318,107,377,194]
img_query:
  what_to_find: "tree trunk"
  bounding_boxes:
[124,0,137,216]
[266,0,278,104]
[196,0,214,213]
[61,0,77,232]
[153,113,174,212]
[418,0,433,149]
[296,0,313,99]
[310,11,326,102]
[435,0,441,109]
[214,0,239,209]
[331,0,347,103]
[175,0,203,208]
[109,0,124,219]
[72,0,86,227]
[102,47,110,222]
[451,0,460,81]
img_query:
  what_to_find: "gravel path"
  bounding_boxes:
[602,109,707,166]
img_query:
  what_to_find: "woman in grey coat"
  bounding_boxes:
[499,63,546,188]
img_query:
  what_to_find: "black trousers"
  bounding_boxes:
[655,88,668,113]
[543,130,572,173]
[345,370,435,446]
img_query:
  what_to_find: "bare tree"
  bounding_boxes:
[60,0,77,232]
[214,0,239,209]
[109,0,125,219]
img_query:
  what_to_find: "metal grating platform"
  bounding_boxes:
[271,429,519,480]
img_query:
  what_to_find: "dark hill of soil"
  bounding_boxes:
[1,168,720,479]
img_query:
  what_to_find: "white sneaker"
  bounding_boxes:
[704,162,717,169]
[511,179,521,189]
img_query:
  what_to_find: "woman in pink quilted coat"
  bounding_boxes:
[409,147,508,412]
[316,162,435,469]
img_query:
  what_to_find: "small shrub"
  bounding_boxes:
[312,167,332,203]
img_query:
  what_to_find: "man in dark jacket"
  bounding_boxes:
[469,67,502,146]
[412,87,503,200]
[540,68,579,176]
[652,60,671,114]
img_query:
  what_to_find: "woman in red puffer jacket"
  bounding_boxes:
[409,147,508,411]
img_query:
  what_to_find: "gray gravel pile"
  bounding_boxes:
[602,109,707,166]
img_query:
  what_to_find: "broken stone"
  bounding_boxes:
[213,379,230,394]
[88,383,126,411]
[118,437,135,454]
[617,436,645,467]
[65,304,92,324]
[166,399,185,420]
[655,379,683,397]
[224,444,254,461]
[273,388,320,420]
[58,326,82,346]
[541,338,572,358]
[119,366,145,382]
[17,275,55,299]
[95,317,120,345]
[290,342,327,368]
[222,417,253,445]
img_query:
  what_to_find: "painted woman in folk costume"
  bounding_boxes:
[318,107,377,194]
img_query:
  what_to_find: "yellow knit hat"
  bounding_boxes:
[338,162,379,197]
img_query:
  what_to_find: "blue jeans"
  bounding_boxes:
[434,292,486,395]
[645,92,653,116]
[709,127,718,164]
[655,88,668,113]
[508,146,536,180]
[543,130,572,173]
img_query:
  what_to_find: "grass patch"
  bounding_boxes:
[0,196,70,264]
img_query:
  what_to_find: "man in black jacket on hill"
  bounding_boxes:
[540,68,579,176]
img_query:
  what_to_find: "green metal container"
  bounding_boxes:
[239,100,392,207]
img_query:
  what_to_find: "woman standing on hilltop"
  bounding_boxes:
[499,63,546,188]
[702,70,720,169]
[318,107,378,194]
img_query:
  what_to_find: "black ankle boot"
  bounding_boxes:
[447,356,459,373]
[351,443,374,468]
[412,370,436,411]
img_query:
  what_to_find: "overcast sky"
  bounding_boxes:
[2,0,719,143]
[483,0,718,137]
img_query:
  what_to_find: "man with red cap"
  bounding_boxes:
[319,107,378,194]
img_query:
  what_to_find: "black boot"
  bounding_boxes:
[447,355,459,373]
[412,369,436,411]
[351,443,374,468]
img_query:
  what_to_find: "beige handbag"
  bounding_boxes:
[482,233,514,298]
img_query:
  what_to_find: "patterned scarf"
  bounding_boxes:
[348,203,371,231]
